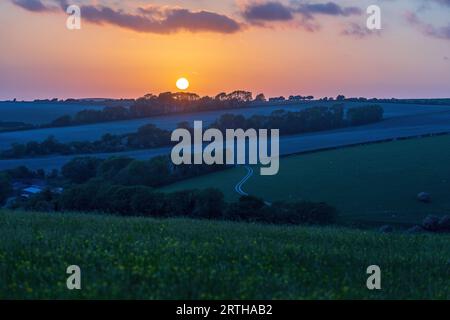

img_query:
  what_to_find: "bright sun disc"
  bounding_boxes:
[176,77,189,90]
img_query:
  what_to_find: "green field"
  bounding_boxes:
[162,135,450,226]
[0,210,449,299]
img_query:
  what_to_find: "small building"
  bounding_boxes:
[21,186,44,198]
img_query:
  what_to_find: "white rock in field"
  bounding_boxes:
[417,192,431,203]
[379,225,393,233]
[406,225,423,234]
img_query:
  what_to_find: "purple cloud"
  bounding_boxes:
[12,0,52,12]
[405,11,450,40]
[80,6,241,34]
[342,22,380,39]
[297,2,362,17]
[433,0,450,6]
[10,0,242,34]
[242,1,294,22]
[240,1,362,30]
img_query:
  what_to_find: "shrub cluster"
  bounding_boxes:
[0,173,12,205]
[15,183,337,226]
[60,155,227,186]
[421,215,450,233]
[346,105,384,126]
[47,91,256,127]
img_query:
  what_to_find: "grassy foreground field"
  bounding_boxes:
[0,210,449,299]
[162,135,450,226]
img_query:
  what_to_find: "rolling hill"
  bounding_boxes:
[162,134,450,226]
[0,210,448,299]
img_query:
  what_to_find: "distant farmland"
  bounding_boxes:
[3,104,450,172]
[0,101,309,149]
[162,134,450,227]
[1,102,450,151]
[0,101,107,125]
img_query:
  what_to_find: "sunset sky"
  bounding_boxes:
[0,0,449,100]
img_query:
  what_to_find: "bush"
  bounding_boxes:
[438,215,450,232]
[131,187,166,217]
[422,215,440,232]
[59,181,103,211]
[271,201,337,225]
[0,173,12,205]
[225,197,337,226]
[193,188,225,219]
[39,176,337,227]
[23,193,57,212]
[102,186,141,215]
[98,157,133,180]
[6,166,36,179]
[62,157,103,183]
[225,196,267,222]
[165,190,199,217]
[114,157,170,187]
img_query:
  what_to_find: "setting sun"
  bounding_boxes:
[176,78,190,91]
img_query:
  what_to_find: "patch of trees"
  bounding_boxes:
[381,98,450,105]
[60,155,228,187]
[347,105,384,126]
[0,124,171,159]
[225,196,337,225]
[1,105,384,159]
[46,91,258,128]
[288,95,314,101]
[330,97,450,106]
[3,165,55,180]
[211,104,382,135]
[16,180,337,226]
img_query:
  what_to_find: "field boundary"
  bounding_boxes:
[230,130,450,203]
[281,130,450,160]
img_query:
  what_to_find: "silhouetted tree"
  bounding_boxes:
[62,157,102,183]
[255,93,266,102]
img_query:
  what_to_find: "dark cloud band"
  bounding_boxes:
[241,1,361,23]
[10,0,242,34]
[405,11,450,40]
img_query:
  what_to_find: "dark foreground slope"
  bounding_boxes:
[0,210,448,299]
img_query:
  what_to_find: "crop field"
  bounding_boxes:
[1,102,449,151]
[0,102,106,125]
[0,210,448,299]
[3,102,450,173]
[162,135,450,227]
[0,102,307,150]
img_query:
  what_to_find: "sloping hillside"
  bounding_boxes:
[0,210,448,299]
[162,135,450,226]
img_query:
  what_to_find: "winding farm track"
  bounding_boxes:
[233,165,272,205]
[234,166,254,196]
